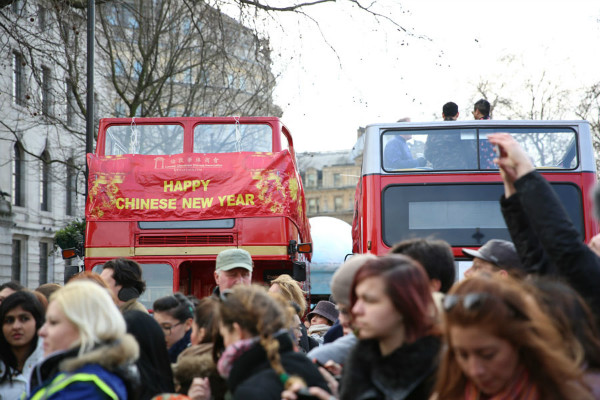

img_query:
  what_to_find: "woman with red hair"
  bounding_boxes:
[434,275,593,399]
[339,254,441,400]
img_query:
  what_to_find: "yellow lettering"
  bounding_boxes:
[116,198,124,209]
[201,197,213,208]
[219,195,227,206]
[245,194,254,205]
[183,180,192,191]
[164,180,173,192]
[202,180,210,191]
[235,194,245,206]
[151,199,159,209]
[174,181,183,191]
[159,199,167,209]
[125,198,135,209]
[193,198,201,208]
[168,198,176,209]
[227,195,235,206]
[183,198,192,208]
[140,199,150,209]
[192,180,201,191]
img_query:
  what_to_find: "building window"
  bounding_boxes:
[333,173,342,187]
[307,173,317,188]
[308,198,319,214]
[13,52,25,106]
[335,196,343,211]
[66,158,77,215]
[12,142,24,207]
[66,80,76,126]
[42,66,53,116]
[39,242,49,285]
[12,239,22,282]
[38,5,48,29]
[40,150,51,211]
[12,0,24,14]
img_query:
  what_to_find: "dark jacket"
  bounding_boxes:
[168,329,192,364]
[28,335,140,400]
[501,171,600,317]
[339,335,441,400]
[228,333,330,400]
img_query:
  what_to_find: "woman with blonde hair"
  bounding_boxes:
[27,280,139,400]
[268,274,307,319]
[217,285,329,399]
[435,275,593,400]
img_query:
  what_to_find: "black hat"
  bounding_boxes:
[462,239,522,270]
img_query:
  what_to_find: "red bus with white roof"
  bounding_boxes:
[353,120,598,277]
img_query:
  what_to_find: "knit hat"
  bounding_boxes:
[307,301,339,324]
[330,254,377,306]
[215,249,253,272]
[462,239,522,270]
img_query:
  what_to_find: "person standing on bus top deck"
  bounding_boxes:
[442,101,459,121]
[473,98,491,120]
[424,102,476,170]
[462,239,525,279]
[473,98,497,169]
[100,257,148,314]
[213,248,253,297]
[383,118,427,169]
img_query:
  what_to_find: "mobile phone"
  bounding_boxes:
[296,388,321,400]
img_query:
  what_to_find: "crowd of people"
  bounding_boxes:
[2,125,600,399]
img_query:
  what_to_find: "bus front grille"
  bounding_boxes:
[137,235,235,246]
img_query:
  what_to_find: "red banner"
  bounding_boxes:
[86,151,310,241]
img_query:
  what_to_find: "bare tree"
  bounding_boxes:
[473,55,572,120]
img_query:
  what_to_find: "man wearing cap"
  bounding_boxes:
[213,248,253,297]
[462,239,524,279]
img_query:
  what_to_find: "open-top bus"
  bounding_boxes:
[83,117,311,307]
[353,120,598,278]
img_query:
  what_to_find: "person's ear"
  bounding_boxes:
[214,271,220,285]
[185,317,194,331]
[429,279,442,292]
[498,269,508,278]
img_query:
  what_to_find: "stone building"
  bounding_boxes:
[0,0,281,286]
[297,150,361,225]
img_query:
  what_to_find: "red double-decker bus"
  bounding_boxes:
[83,117,311,307]
[353,120,598,278]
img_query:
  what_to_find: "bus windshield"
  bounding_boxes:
[105,124,184,155]
[193,124,272,153]
[382,127,577,171]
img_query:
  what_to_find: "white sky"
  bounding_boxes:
[261,0,600,152]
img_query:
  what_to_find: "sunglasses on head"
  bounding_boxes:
[443,292,528,320]
[443,293,488,312]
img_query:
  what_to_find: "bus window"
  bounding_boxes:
[383,128,479,171]
[93,263,174,309]
[382,183,583,248]
[382,127,577,172]
[193,124,272,153]
[480,128,578,169]
[105,124,184,155]
[138,264,174,309]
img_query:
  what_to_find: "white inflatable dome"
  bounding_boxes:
[309,216,352,294]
